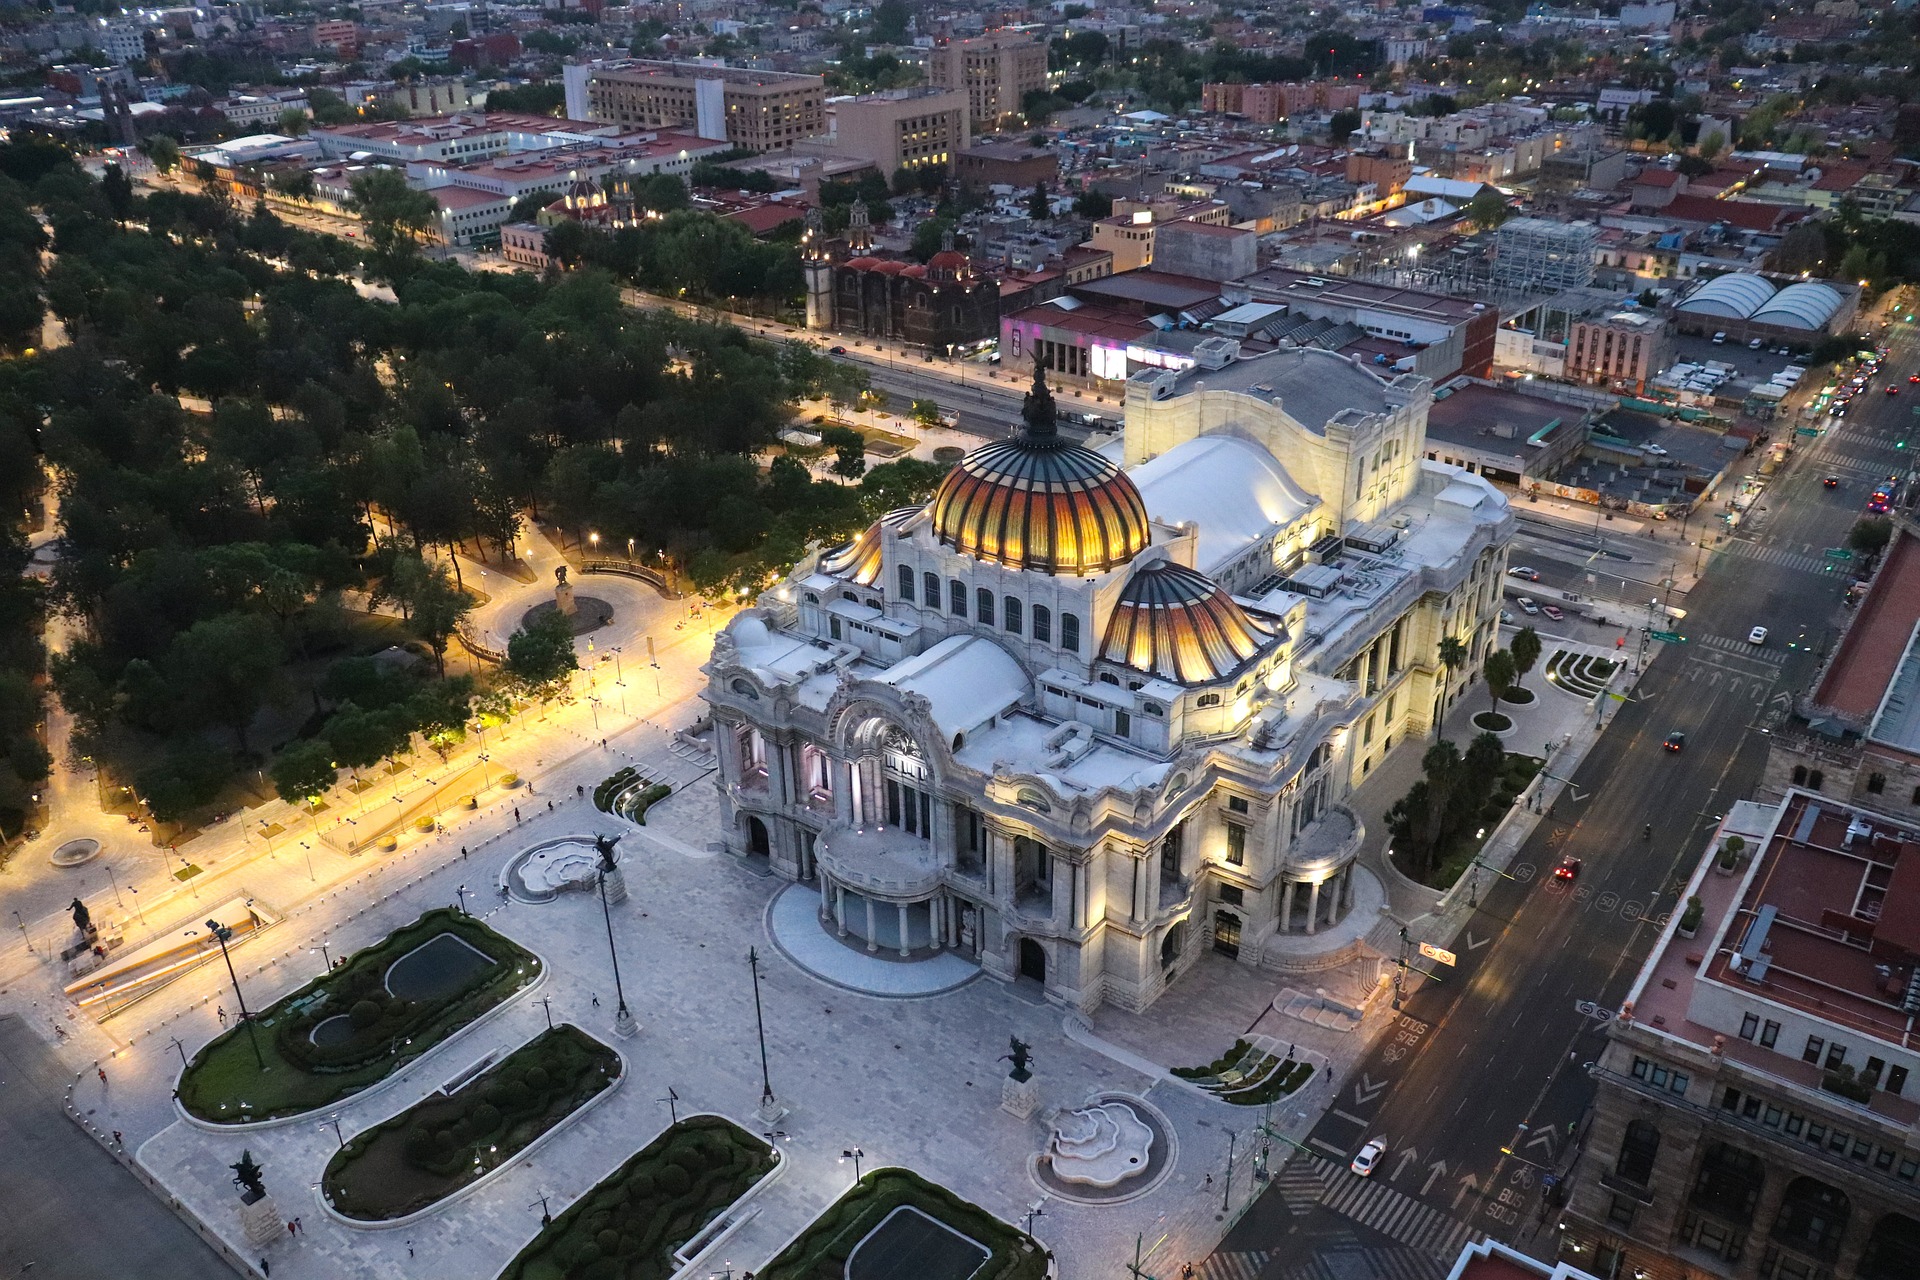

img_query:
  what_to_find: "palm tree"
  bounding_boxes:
[1510,626,1542,694]
[1484,649,1517,721]
[1435,635,1468,738]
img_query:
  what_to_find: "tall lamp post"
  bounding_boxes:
[596,865,637,1038]
[206,919,266,1070]
[747,946,784,1123]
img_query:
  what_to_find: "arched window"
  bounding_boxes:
[898,564,915,601]
[976,588,995,626]
[1060,613,1080,652]
[1197,693,1222,708]
[949,579,966,616]
[1792,765,1808,786]
[1772,1178,1851,1260]
[924,571,940,604]
[1098,673,1119,685]
[1004,596,1023,633]
[1033,605,1052,643]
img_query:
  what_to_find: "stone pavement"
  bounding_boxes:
[26,728,1398,1280]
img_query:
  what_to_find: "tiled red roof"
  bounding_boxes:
[1661,193,1801,232]
[1636,168,1680,188]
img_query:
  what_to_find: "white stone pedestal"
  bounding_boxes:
[1001,1074,1039,1120]
[601,866,628,904]
[613,1006,639,1039]
[756,1095,789,1126]
[555,580,577,616]
[237,1194,282,1250]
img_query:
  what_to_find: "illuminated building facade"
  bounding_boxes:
[704,350,1513,1012]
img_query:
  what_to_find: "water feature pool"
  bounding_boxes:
[383,932,495,1002]
[309,1014,355,1047]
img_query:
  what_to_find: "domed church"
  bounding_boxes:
[705,346,1514,1012]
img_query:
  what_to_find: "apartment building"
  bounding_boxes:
[828,86,967,177]
[1568,308,1672,393]
[564,59,826,151]
[1560,790,1920,1280]
[926,32,1047,130]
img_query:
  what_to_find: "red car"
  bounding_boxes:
[1907,374,1918,383]
[1554,857,1582,881]
[1889,385,1901,395]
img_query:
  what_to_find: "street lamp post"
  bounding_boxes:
[1222,1130,1237,1213]
[841,1146,865,1184]
[747,946,783,1122]
[596,867,637,1038]
[315,940,331,972]
[167,1036,189,1071]
[456,884,468,915]
[206,919,266,1071]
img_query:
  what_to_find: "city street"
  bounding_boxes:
[1215,319,1919,1276]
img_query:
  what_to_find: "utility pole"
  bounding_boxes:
[206,919,266,1071]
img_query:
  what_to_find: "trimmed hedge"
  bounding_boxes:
[498,1115,776,1280]
[324,1025,619,1221]
[757,1169,1048,1280]
[177,909,539,1123]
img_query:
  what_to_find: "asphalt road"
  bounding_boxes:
[0,1015,237,1279]
[1220,320,1920,1273]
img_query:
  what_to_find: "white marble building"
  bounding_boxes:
[703,346,1515,1013]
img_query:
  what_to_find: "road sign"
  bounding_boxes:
[1796,427,1821,437]
[1419,942,1458,967]
[1649,629,1687,643]
[1825,548,1854,561]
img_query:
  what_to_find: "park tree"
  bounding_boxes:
[506,609,579,696]
[1028,181,1051,221]
[278,107,311,136]
[404,562,473,675]
[1467,187,1510,231]
[1073,189,1112,219]
[1850,516,1893,561]
[164,614,286,753]
[1435,635,1468,736]
[820,426,868,481]
[271,738,338,807]
[1483,648,1516,719]
[348,168,439,263]
[143,134,180,173]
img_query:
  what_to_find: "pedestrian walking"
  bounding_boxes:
[591,993,600,1008]
[288,1222,297,1239]
[217,1005,227,1027]
[111,1130,122,1148]
[1323,1063,1332,1081]
[97,1067,107,1085]
[576,784,584,798]
[547,800,554,812]
[293,1218,301,1234]
[460,846,468,861]
[601,738,607,749]
[407,1242,415,1258]
[514,807,521,823]
[261,1259,270,1276]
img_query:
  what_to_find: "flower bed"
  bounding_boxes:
[1170,1039,1312,1105]
[497,1115,776,1280]
[757,1169,1048,1280]
[177,909,539,1123]
[1472,711,1513,732]
[323,1024,619,1221]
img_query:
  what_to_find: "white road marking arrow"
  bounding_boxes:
[1392,1146,1420,1182]
[1453,1173,1480,1212]
[1464,932,1491,951]
[1526,1129,1556,1155]
[1353,1073,1388,1105]
[1423,1159,1449,1196]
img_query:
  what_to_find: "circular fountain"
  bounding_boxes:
[501,837,623,904]
[1033,1092,1175,1204]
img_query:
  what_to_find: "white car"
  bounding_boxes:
[1749,626,1769,645]
[1516,597,1540,616]
[1351,1139,1387,1177]
[1645,444,1668,457]
[1507,566,1541,581]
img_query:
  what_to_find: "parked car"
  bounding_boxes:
[828,345,847,355]
[1516,597,1540,615]
[1508,566,1541,581]
[1541,604,1565,622]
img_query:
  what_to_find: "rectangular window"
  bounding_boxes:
[1786,1114,1804,1136]
[1827,1043,1847,1070]
[1888,1064,1908,1095]
[949,580,966,617]
[1219,884,1244,906]
[1804,1036,1826,1065]
[1763,1105,1782,1128]
[1900,1157,1919,1181]
[1742,1095,1762,1120]
[1224,822,1246,866]
[1228,796,1249,813]
[977,588,994,626]
[1853,1137,1873,1162]
[1721,1087,1741,1112]
[1671,1072,1689,1096]
[1761,1020,1779,1049]
[1740,1013,1759,1041]
[1632,1057,1649,1080]
[1650,1063,1670,1088]
[1829,1129,1849,1153]
[1114,709,1130,737]
[1875,1148,1895,1172]
[1806,1123,1826,1147]
[1607,1195,1637,1227]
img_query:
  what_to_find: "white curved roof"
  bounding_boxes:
[1128,433,1320,575]
[1752,281,1844,330]
[1674,273,1777,319]
[876,634,1030,740]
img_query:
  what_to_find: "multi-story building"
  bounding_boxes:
[926,32,1047,131]
[1568,307,1673,393]
[702,351,1513,1012]
[1237,268,1502,384]
[1560,789,1920,1280]
[563,59,826,151]
[1493,217,1600,294]
[827,87,967,179]
[803,209,1001,349]
[1087,197,1233,273]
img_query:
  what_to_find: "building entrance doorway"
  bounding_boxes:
[746,816,770,858]
[1213,910,1242,958]
[1018,938,1047,984]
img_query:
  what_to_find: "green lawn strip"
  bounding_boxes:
[1217,1059,1315,1107]
[756,1168,1048,1280]
[498,1115,776,1280]
[593,768,639,813]
[620,782,671,825]
[324,1025,619,1221]
[177,908,540,1124]
[1169,1037,1255,1082]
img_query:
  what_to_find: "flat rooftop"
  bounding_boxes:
[1816,528,1920,723]
[1240,266,1489,324]
[1142,345,1408,438]
[1629,792,1920,1124]
[1073,269,1223,313]
[1426,384,1571,457]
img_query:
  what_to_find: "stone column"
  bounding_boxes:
[1735,1167,1793,1280]
[897,902,911,957]
[1307,879,1322,936]
[818,871,833,921]
[835,884,848,937]
[1281,879,1298,933]
[931,894,945,950]
[865,896,879,952]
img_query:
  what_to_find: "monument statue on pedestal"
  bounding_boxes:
[69,898,93,938]
[230,1148,285,1248]
[555,564,577,617]
[595,833,627,904]
[999,1034,1040,1119]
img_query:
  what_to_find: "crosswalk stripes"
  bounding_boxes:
[1695,634,1787,663]
[1316,1160,1477,1257]
[1196,1250,1273,1280]
[1274,1159,1332,1215]
[1722,540,1830,575]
